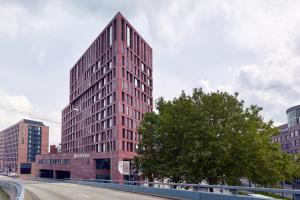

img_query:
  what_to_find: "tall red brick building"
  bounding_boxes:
[0,119,49,177]
[36,12,153,180]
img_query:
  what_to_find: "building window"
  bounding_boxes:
[126,26,131,47]
[107,26,113,46]
[108,61,112,70]
[121,19,125,41]
[27,126,42,162]
[96,159,110,170]
[20,163,32,174]
[134,78,138,87]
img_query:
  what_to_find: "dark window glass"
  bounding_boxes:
[27,126,42,162]
[20,163,32,174]
[95,159,110,170]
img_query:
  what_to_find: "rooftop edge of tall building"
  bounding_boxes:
[20,119,45,126]
[277,123,288,129]
[69,11,152,76]
[286,105,300,114]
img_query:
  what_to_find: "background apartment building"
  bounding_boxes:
[0,133,3,171]
[36,12,153,181]
[272,105,300,154]
[0,119,49,177]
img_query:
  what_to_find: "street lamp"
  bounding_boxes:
[72,108,113,181]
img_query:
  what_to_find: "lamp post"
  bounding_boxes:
[72,108,113,181]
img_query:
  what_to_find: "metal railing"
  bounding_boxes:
[0,180,24,200]
[55,178,299,200]
[29,177,300,199]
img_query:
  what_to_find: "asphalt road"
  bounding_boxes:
[0,176,169,200]
[21,180,169,200]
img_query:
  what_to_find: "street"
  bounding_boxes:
[0,176,169,200]
[23,181,169,200]
[22,180,169,200]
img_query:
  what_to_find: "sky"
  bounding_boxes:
[1,0,300,145]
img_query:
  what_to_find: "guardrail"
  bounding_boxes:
[58,178,299,200]
[0,180,24,200]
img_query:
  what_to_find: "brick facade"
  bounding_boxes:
[36,12,153,181]
[272,105,300,154]
[0,119,49,178]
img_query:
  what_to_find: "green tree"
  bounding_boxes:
[133,112,164,182]
[134,88,299,187]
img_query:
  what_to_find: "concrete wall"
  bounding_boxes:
[66,180,266,200]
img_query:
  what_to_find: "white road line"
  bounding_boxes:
[64,190,72,193]
[79,193,90,198]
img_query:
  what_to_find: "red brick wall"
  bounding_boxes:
[41,126,49,154]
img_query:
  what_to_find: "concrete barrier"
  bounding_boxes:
[0,180,24,200]
[65,180,265,200]
[34,178,300,200]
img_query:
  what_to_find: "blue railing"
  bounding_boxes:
[57,178,300,200]
[0,179,24,200]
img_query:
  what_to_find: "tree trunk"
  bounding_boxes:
[148,176,154,187]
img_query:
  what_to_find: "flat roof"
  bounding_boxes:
[20,119,45,126]
[286,105,300,113]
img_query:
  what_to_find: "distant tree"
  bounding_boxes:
[134,88,299,187]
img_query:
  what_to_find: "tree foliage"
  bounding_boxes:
[134,88,298,186]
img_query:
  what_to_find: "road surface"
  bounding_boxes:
[0,176,169,200]
[21,180,169,200]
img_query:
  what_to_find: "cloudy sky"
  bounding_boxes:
[1,0,300,145]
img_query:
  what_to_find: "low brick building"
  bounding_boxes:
[0,133,4,171]
[0,119,49,177]
[50,145,59,154]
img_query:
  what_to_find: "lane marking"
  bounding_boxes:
[64,190,72,193]
[79,194,90,198]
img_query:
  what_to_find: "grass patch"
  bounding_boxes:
[0,187,9,200]
[238,191,248,195]
[238,190,290,200]
[254,191,290,200]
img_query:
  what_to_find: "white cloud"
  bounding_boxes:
[0,2,51,41]
[234,55,300,124]
[0,90,32,113]
[186,0,300,125]
[199,51,300,125]
[0,90,32,129]
[221,1,300,124]
[0,4,21,39]
[36,49,46,64]
[199,79,232,93]
[1,0,300,140]
[222,0,300,56]
[29,110,61,145]
[0,89,61,145]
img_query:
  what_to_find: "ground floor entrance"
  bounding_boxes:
[39,169,70,179]
[39,169,54,178]
[55,170,70,179]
